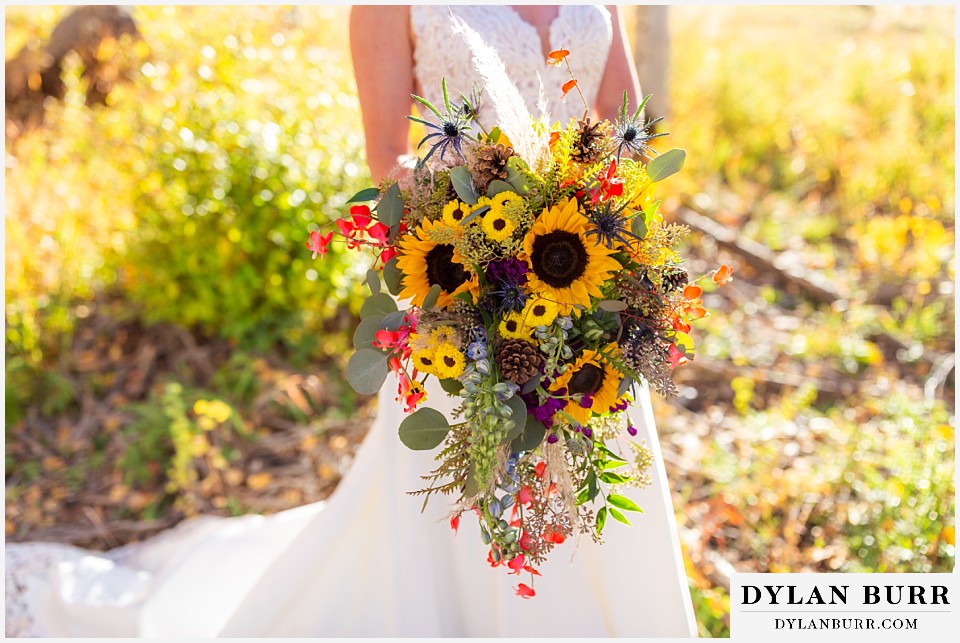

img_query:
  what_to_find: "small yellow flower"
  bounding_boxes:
[490,190,522,211]
[499,312,533,340]
[521,297,559,328]
[412,348,438,375]
[433,343,466,379]
[482,210,517,242]
[442,200,473,227]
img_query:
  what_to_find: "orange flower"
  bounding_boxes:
[683,284,703,299]
[561,78,578,99]
[549,130,561,150]
[713,264,734,287]
[547,49,570,65]
[681,298,708,320]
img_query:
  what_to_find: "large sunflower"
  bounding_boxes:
[550,346,625,426]
[397,218,478,307]
[521,198,621,314]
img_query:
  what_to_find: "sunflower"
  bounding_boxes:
[521,198,622,314]
[549,346,625,426]
[482,209,516,242]
[499,311,533,340]
[433,343,466,379]
[397,218,478,307]
[520,296,560,328]
[442,200,473,227]
[411,347,438,376]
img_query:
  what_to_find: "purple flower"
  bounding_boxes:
[582,427,594,440]
[487,258,528,285]
[627,424,638,437]
[547,433,559,444]
[579,394,594,409]
[609,399,629,413]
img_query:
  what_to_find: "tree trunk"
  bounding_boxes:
[631,6,670,122]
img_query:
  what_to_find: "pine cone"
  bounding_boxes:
[444,174,459,203]
[571,118,612,165]
[495,339,543,386]
[660,266,689,294]
[474,143,514,192]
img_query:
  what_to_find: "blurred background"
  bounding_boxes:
[4,5,955,637]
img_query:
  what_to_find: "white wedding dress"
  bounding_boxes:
[5,5,697,637]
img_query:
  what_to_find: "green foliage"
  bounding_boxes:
[116,9,369,353]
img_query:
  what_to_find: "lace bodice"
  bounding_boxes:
[411,5,613,129]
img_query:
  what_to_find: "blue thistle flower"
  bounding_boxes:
[613,92,668,160]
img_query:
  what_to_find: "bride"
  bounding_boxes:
[5,5,696,637]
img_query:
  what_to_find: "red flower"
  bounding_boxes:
[668,344,688,368]
[542,526,566,544]
[378,246,398,266]
[534,462,547,479]
[450,513,461,535]
[367,222,391,246]
[349,205,372,231]
[515,583,536,599]
[670,313,692,334]
[507,553,526,574]
[519,531,534,551]
[561,79,578,99]
[306,230,333,259]
[373,330,399,351]
[518,485,535,506]
[488,548,502,568]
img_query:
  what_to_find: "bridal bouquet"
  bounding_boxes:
[309,40,731,597]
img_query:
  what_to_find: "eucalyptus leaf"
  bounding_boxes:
[501,395,528,444]
[520,375,542,395]
[398,407,451,450]
[630,216,647,239]
[360,293,397,319]
[511,415,546,453]
[449,166,478,204]
[346,187,380,203]
[646,148,686,182]
[346,349,389,395]
[382,256,403,296]
[421,284,442,310]
[377,183,403,227]
[380,310,407,331]
[617,376,635,398]
[505,157,532,195]
[464,463,480,497]
[596,506,607,535]
[439,378,463,395]
[460,204,489,226]
[366,269,381,296]
[353,315,384,350]
[486,180,515,198]
[608,493,644,513]
[598,299,629,313]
